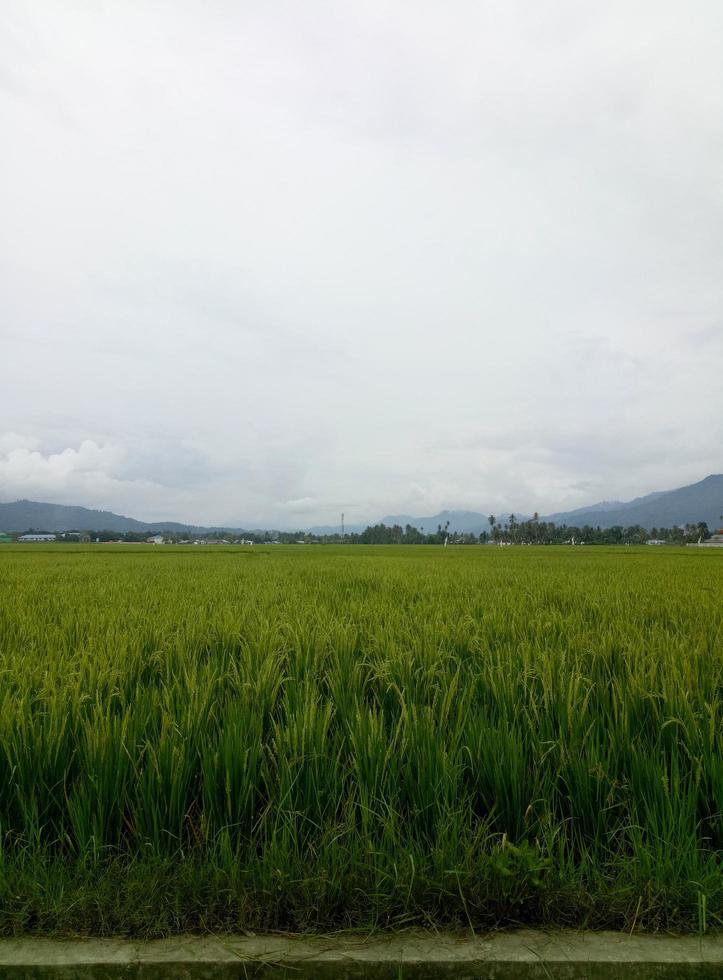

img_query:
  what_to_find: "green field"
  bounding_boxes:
[0,544,720,936]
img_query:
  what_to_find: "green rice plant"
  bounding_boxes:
[0,543,720,935]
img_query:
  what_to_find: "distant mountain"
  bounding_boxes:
[0,499,251,535]
[543,491,668,524]
[379,509,528,536]
[361,477,723,535]
[307,522,368,536]
[2,474,721,538]
[543,475,723,530]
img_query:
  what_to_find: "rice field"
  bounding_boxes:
[0,544,720,935]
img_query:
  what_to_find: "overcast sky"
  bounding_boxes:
[2,1,722,527]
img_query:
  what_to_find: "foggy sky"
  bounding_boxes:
[2,1,722,527]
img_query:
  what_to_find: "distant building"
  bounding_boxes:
[18,533,56,542]
[147,534,165,544]
[0,532,12,544]
[647,539,666,546]
[698,529,723,548]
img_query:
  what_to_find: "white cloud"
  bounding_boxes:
[0,439,164,513]
[279,497,320,514]
[0,432,39,455]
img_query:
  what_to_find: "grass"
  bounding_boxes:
[0,543,720,936]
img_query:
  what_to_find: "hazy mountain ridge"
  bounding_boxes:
[383,477,722,534]
[1,475,721,535]
[543,475,722,530]
[544,489,667,523]
[378,510,528,536]
[307,522,368,536]
[0,500,253,535]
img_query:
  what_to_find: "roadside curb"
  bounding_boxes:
[0,930,722,978]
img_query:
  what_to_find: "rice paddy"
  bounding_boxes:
[0,544,720,936]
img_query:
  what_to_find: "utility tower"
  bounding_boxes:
[341,512,345,540]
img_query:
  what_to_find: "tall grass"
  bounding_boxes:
[0,544,720,935]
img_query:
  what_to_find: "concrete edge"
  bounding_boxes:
[0,931,721,968]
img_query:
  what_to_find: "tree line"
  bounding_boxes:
[9,518,713,545]
[323,516,712,545]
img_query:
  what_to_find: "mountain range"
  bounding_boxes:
[0,500,254,536]
[375,475,722,534]
[543,474,722,530]
[0,474,721,535]
[377,511,526,537]
[306,512,525,536]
